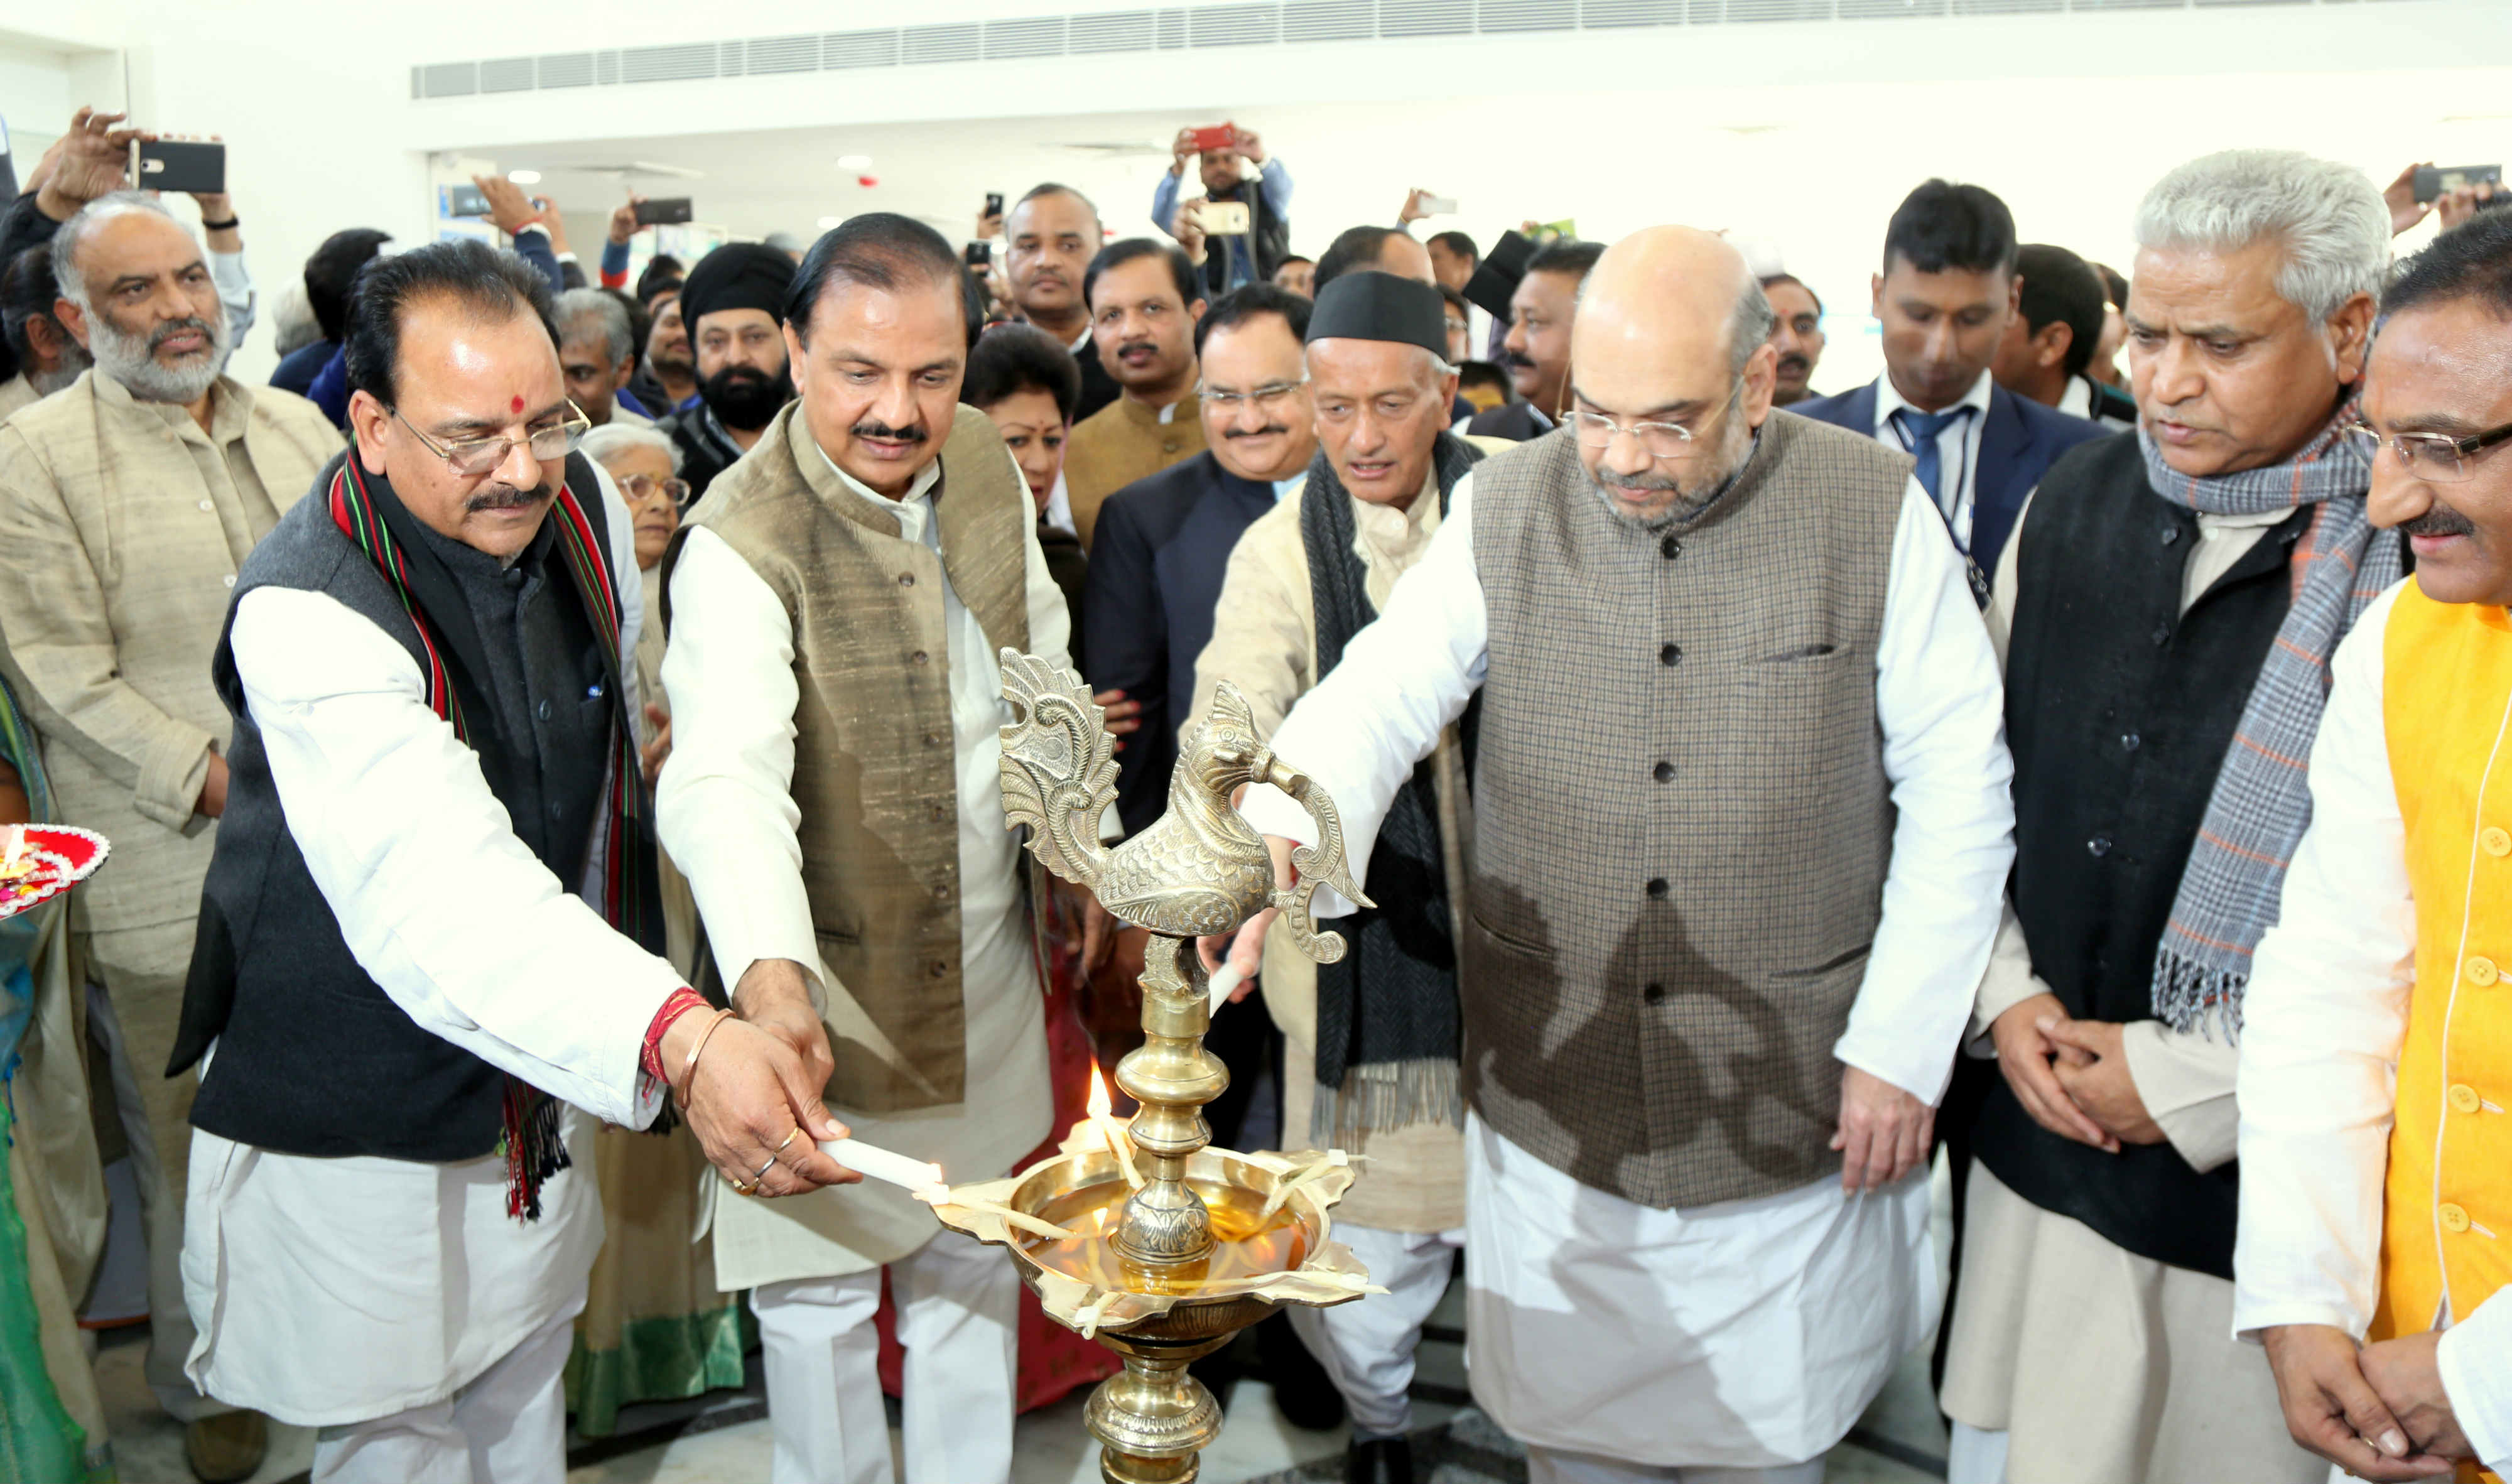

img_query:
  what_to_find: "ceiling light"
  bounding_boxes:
[817,215,845,230]
[506,169,541,185]
[836,154,873,171]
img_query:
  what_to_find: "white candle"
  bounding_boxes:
[1096,1114,1145,1189]
[1206,962,1246,1015]
[820,1137,945,1199]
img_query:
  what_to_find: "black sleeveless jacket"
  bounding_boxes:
[1972,433,2309,1278]
[170,453,624,1162]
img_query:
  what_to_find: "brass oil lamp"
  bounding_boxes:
[927,651,1379,1483]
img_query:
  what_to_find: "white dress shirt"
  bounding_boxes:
[1226,459,2010,1463]
[658,437,1061,1288]
[2231,580,2512,1473]
[1875,369,1995,553]
[182,466,674,1425]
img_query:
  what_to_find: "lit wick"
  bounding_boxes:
[0,825,26,883]
[1086,1065,1144,1189]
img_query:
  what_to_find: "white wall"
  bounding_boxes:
[11,0,2512,386]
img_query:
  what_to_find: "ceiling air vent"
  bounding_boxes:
[419,62,478,98]
[1070,9,1161,50]
[1381,0,1478,35]
[1479,0,1580,31]
[901,23,983,64]
[742,35,823,74]
[1192,4,1281,45]
[823,30,901,68]
[619,44,718,84]
[1580,0,1685,26]
[1282,0,1376,41]
[1950,0,2064,12]
[985,17,1069,57]
[1835,0,1948,15]
[1155,8,1191,46]
[535,51,595,88]
[479,57,535,93]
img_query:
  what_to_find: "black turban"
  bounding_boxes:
[1304,271,1449,360]
[678,242,796,330]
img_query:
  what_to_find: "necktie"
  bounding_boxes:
[1892,404,1973,512]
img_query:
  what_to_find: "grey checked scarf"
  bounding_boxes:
[1301,431,1483,1142]
[2140,399,2401,1037]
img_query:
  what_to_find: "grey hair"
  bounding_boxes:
[1728,274,1777,377]
[50,192,184,313]
[555,287,632,369]
[2133,149,2390,325]
[581,420,682,475]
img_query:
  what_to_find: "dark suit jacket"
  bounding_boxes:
[1075,334,1120,423]
[1082,452,1277,837]
[1466,401,1553,443]
[1788,377,2106,573]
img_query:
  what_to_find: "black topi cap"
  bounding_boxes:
[1304,270,1449,360]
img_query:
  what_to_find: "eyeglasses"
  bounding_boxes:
[617,473,693,508]
[1564,386,1740,462]
[2340,418,2512,484]
[1198,377,1308,412]
[393,402,593,479]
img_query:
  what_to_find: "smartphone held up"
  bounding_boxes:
[134,139,225,195]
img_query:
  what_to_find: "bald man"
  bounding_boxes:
[1213,228,2015,1481]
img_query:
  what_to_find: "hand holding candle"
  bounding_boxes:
[818,1136,946,1203]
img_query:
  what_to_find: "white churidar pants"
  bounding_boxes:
[309,1300,577,1484]
[752,1226,1019,1484]
[1287,1221,1464,1439]
[1525,1446,1828,1483]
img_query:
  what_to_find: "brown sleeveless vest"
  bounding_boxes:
[1464,413,1908,1209]
[670,402,1031,1112]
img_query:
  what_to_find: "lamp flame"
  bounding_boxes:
[1086,1063,1113,1120]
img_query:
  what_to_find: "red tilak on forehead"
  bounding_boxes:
[511,394,526,413]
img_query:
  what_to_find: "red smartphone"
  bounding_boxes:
[1189,124,1235,154]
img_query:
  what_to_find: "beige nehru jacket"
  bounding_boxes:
[0,371,337,933]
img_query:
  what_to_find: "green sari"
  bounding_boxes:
[0,671,113,1481]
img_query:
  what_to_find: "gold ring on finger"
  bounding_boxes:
[774,1127,802,1156]
[729,1176,755,1195]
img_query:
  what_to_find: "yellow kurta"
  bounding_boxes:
[2374,588,2512,1484]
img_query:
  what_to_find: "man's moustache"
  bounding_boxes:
[1503,352,1538,372]
[151,317,216,355]
[466,484,552,514]
[2403,503,2477,539]
[1117,339,1157,359]
[1225,423,1289,440]
[1596,467,1681,494]
[852,420,927,445]
[1777,354,1811,376]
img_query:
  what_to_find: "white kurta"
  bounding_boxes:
[2231,580,2512,1475]
[181,468,683,1427]
[1238,462,2015,1462]
[658,440,1061,1290]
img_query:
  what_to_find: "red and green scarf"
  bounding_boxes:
[328,451,658,1218]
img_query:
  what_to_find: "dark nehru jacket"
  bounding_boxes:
[1973,433,2311,1279]
[170,454,622,1161]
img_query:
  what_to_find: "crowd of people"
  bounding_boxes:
[2,95,2512,1484]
